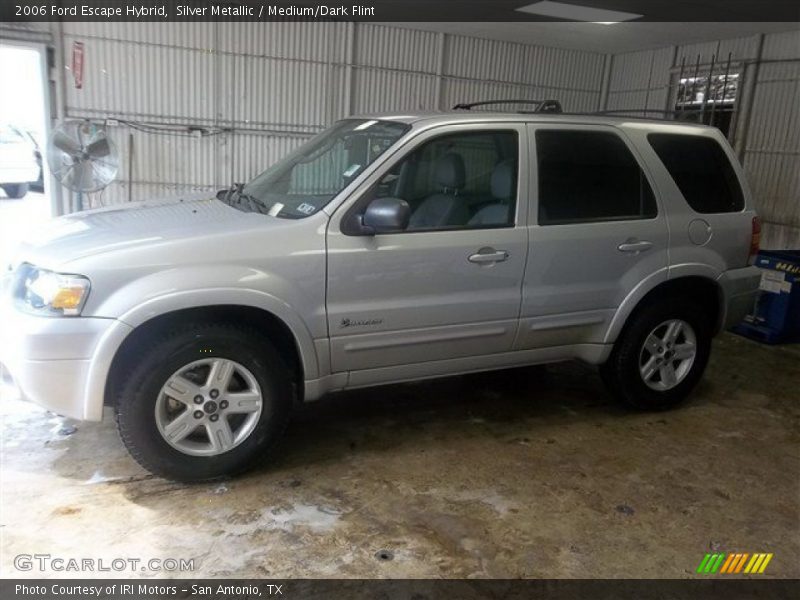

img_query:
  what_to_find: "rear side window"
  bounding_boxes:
[536,130,656,225]
[648,133,744,213]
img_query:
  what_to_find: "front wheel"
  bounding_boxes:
[115,323,293,481]
[600,299,712,410]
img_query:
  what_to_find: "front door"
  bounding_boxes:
[517,124,669,349]
[326,124,529,374]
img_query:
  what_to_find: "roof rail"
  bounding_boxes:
[452,99,563,114]
[583,109,704,122]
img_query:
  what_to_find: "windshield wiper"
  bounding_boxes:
[216,183,270,214]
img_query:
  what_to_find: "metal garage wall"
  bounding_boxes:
[607,37,758,114]
[0,21,51,43]
[32,22,605,208]
[606,31,800,249]
[607,46,675,112]
[742,30,800,249]
[58,21,349,205]
[351,25,441,114]
[441,34,604,113]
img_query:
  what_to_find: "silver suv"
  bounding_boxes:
[0,110,762,481]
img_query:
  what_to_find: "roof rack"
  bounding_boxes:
[582,109,704,122]
[452,99,563,114]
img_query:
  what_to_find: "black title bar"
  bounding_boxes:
[2,0,800,22]
[3,579,800,600]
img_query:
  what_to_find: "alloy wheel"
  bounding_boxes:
[638,319,697,391]
[155,358,263,456]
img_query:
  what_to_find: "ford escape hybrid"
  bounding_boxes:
[0,109,761,481]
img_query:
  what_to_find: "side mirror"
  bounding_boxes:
[361,197,410,234]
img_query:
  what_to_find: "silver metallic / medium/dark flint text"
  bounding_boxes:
[268,5,376,16]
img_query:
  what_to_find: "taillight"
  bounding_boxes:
[749,216,761,264]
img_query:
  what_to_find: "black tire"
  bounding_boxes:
[2,183,28,199]
[115,322,293,482]
[30,168,44,193]
[600,298,712,410]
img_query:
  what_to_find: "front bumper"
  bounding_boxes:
[0,300,132,421]
[718,266,761,331]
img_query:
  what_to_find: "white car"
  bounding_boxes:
[0,124,39,199]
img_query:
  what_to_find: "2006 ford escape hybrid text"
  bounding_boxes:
[0,108,762,481]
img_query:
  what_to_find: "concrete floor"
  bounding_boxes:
[1,333,798,579]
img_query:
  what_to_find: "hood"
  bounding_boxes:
[9,192,270,270]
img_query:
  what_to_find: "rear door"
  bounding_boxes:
[326,123,528,374]
[516,124,669,349]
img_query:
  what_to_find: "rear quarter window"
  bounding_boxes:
[648,133,744,213]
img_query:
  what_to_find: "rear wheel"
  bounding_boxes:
[2,183,28,199]
[600,299,712,410]
[115,322,293,481]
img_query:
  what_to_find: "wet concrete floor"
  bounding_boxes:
[1,333,798,578]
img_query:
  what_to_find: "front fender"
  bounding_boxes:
[82,288,321,421]
[82,272,322,422]
[88,264,323,378]
[113,287,320,380]
[79,266,324,420]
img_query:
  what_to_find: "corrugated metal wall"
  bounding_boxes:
[58,21,349,205]
[606,31,800,249]
[607,46,675,113]
[50,22,605,207]
[6,21,793,246]
[0,21,51,43]
[744,31,800,249]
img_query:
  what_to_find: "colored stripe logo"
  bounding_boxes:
[696,552,773,574]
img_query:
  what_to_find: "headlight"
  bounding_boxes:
[16,265,91,317]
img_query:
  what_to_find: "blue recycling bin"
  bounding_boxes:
[733,250,800,344]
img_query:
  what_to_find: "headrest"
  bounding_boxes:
[434,153,466,190]
[491,161,514,200]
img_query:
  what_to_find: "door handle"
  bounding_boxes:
[468,249,509,264]
[617,240,653,253]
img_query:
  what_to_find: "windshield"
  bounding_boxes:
[237,119,409,219]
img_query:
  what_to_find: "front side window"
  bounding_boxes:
[648,133,744,213]
[352,130,519,232]
[233,119,409,219]
[536,130,657,225]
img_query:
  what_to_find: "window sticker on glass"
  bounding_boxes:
[343,164,361,178]
[267,202,284,217]
[296,203,316,215]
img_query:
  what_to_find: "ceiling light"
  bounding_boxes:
[516,1,643,23]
